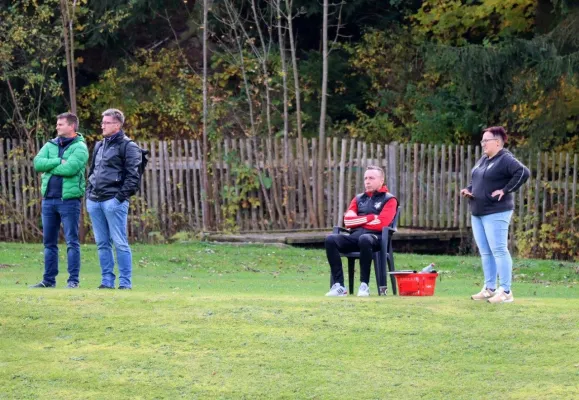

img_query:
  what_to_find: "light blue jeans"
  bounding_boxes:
[87,198,132,288]
[471,210,513,292]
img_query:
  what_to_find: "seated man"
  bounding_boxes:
[325,165,398,297]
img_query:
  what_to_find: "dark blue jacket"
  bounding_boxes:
[467,149,530,216]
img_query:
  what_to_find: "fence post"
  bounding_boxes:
[388,143,398,204]
[337,139,347,227]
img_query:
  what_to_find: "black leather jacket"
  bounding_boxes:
[86,132,142,203]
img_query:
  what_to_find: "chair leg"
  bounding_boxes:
[387,254,397,295]
[348,258,356,295]
[373,253,387,296]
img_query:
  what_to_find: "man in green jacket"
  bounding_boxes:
[31,112,89,288]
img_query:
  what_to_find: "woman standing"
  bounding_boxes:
[461,126,530,303]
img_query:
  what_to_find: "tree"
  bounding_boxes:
[202,0,211,230]
[411,0,536,46]
[59,0,79,115]
[316,0,329,227]
[285,0,316,227]
[421,8,579,148]
[0,0,65,142]
[316,0,343,226]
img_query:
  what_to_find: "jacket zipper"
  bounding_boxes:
[93,140,106,199]
[49,137,81,201]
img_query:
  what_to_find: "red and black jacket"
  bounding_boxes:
[343,186,397,233]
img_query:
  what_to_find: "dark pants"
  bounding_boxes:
[41,198,81,285]
[325,230,381,286]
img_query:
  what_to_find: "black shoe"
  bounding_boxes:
[66,281,79,289]
[118,286,132,290]
[29,281,55,288]
[97,284,114,289]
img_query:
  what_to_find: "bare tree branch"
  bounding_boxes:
[159,8,201,79]
[250,0,274,137]
[3,75,31,142]
[222,0,257,137]
[328,0,345,55]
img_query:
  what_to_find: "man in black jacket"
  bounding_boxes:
[86,108,141,290]
[325,166,398,297]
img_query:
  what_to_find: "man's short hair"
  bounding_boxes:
[57,112,79,130]
[366,165,385,179]
[102,108,125,125]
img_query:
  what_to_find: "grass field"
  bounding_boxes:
[0,241,578,400]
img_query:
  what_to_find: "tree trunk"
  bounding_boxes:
[285,0,316,228]
[276,0,292,228]
[59,0,77,115]
[201,0,210,230]
[317,0,329,227]
[276,1,289,158]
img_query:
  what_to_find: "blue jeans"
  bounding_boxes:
[86,198,132,288]
[41,198,81,285]
[471,210,513,292]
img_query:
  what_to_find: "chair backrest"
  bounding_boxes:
[383,206,400,255]
[390,207,401,231]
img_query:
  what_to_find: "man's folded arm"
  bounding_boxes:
[363,198,397,231]
[343,197,374,228]
[33,144,60,172]
[50,146,89,177]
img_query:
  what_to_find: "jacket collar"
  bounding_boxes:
[365,185,389,197]
[104,130,125,143]
[49,132,84,145]
[58,135,76,147]
[487,148,506,160]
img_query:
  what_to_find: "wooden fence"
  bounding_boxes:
[0,138,577,243]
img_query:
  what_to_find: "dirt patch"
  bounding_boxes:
[0,264,15,268]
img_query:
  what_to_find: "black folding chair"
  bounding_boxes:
[330,207,400,296]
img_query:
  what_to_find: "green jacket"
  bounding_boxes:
[34,134,89,199]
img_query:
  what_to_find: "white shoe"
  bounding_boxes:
[357,282,370,297]
[326,283,347,297]
[471,287,496,301]
[487,288,514,304]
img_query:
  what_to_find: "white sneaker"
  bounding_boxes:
[326,283,347,297]
[471,287,496,301]
[357,282,370,297]
[487,288,514,304]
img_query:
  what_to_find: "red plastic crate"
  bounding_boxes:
[393,272,439,296]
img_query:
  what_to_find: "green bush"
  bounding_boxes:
[516,205,579,261]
